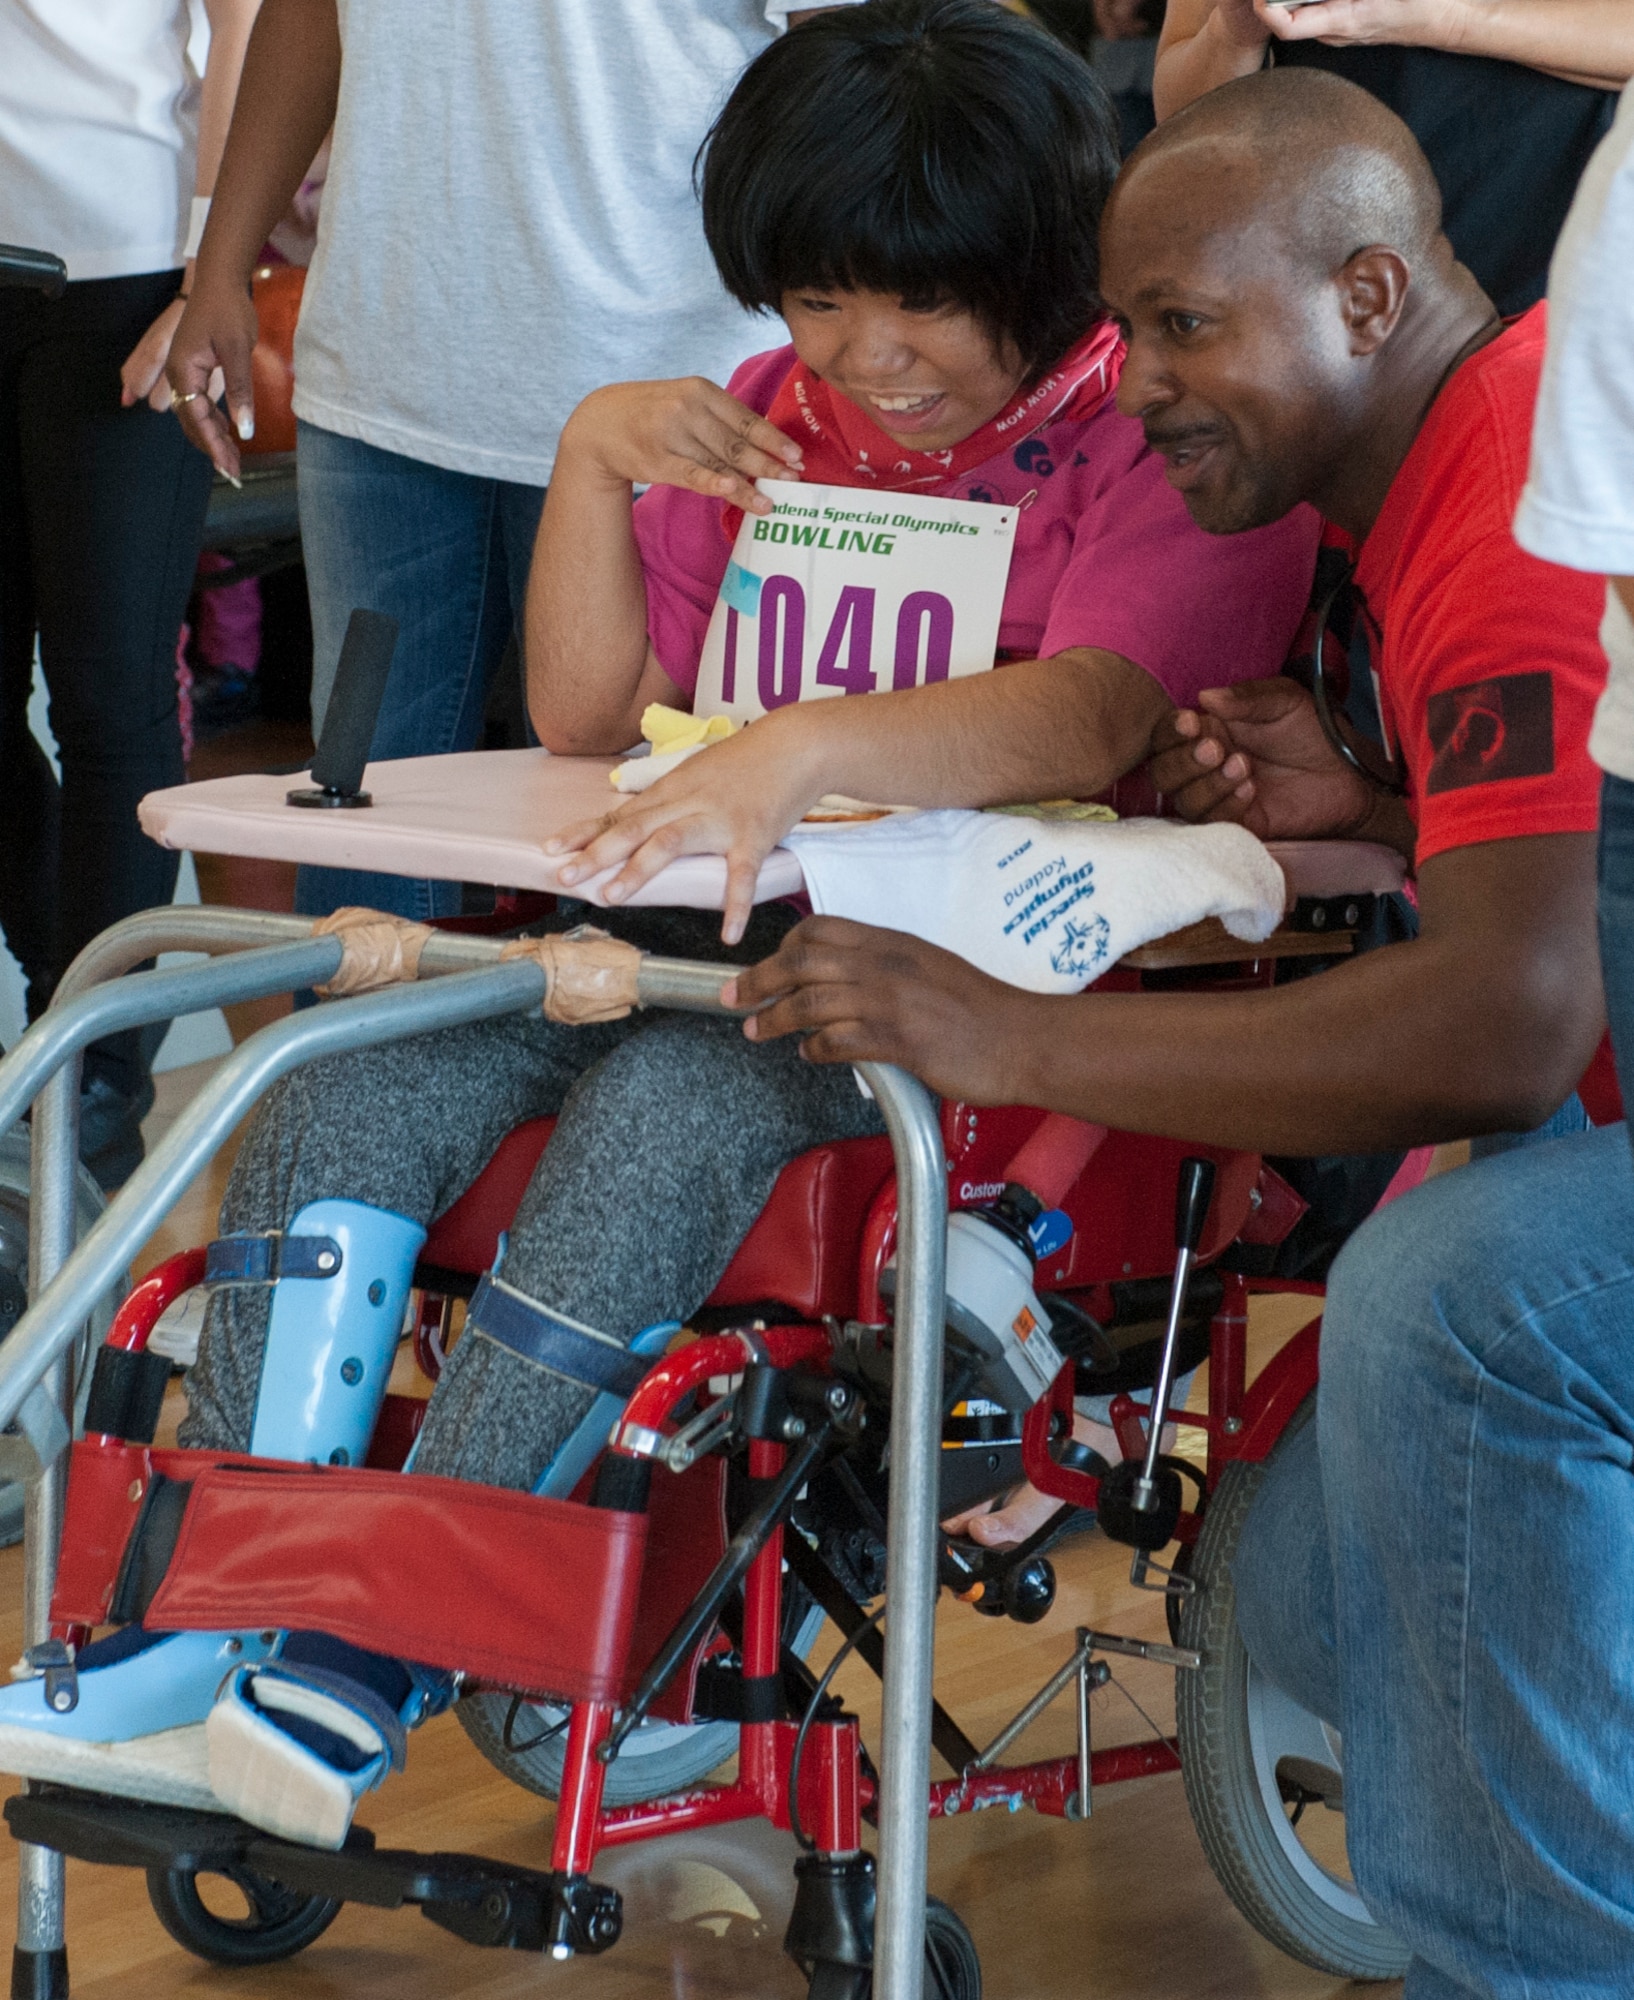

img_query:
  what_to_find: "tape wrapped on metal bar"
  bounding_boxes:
[0,1378,71,1480]
[465,1274,646,1398]
[204,1232,343,1285]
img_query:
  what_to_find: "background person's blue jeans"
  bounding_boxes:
[1235,1127,1634,1998]
[294,421,545,922]
[1233,782,1634,1997]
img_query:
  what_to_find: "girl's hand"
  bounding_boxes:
[561,377,805,519]
[166,276,260,480]
[121,295,190,413]
[546,713,826,946]
[1256,0,1460,47]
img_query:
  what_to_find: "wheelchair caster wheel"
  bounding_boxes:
[146,1862,342,1965]
[802,1899,981,2000]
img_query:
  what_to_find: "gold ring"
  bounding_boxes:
[169,388,203,409]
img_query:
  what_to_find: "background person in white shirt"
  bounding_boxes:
[0,0,260,1188]
[168,0,854,927]
[1515,81,1634,1122]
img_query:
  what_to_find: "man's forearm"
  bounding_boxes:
[196,0,340,287]
[1000,919,1598,1153]
[775,649,1168,809]
[985,836,1603,1152]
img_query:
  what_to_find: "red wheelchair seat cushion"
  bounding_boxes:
[423,1119,896,1320]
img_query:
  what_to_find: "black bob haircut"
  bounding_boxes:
[698,0,1120,381]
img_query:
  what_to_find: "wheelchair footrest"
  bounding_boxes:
[4,1788,623,1955]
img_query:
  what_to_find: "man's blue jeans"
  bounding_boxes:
[294,420,545,922]
[1234,776,1634,1998]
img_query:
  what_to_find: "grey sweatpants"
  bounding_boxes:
[179,906,884,1489]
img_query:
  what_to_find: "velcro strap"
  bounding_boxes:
[205,1233,343,1285]
[243,1661,410,1773]
[465,1274,646,1399]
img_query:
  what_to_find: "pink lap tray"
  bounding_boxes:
[138,748,1406,912]
[138,751,805,910]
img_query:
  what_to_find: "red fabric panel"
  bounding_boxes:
[626,1457,729,1723]
[145,1463,648,1702]
[707,1136,894,1316]
[50,1440,153,1629]
[421,1121,896,1321]
[422,1117,556,1274]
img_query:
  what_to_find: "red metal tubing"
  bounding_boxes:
[597,1782,763,1847]
[1229,1312,1321,1466]
[613,1325,830,1445]
[550,1699,617,1876]
[801,1715,864,1855]
[927,1739,1182,1821]
[105,1247,207,1353]
[856,1178,898,1326]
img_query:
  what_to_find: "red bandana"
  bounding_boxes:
[723,318,1125,539]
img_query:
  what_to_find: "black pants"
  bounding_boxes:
[0,270,213,1098]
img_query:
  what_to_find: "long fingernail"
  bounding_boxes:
[218,465,242,490]
[235,410,255,442]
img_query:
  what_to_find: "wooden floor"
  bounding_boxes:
[0,713,1404,1995]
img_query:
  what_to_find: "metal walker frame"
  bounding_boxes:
[0,906,949,2000]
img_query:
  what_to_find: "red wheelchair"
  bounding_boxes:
[6,885,1415,1996]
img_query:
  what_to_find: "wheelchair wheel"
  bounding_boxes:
[458,1594,827,1807]
[146,1862,342,1964]
[0,1127,122,1549]
[458,1692,741,1808]
[801,1898,981,2000]
[1175,1396,1409,1980]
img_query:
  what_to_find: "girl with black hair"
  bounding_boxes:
[533,0,1314,941]
[0,0,1315,1842]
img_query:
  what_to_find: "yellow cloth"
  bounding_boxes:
[640,706,735,754]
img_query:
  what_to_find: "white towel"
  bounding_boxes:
[782,810,1285,993]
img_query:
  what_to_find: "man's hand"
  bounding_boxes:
[166,277,260,480]
[1148,677,1384,841]
[561,377,805,519]
[547,714,828,946]
[727,916,1029,1101]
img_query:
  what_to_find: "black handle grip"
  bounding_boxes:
[1174,1157,1216,1255]
[0,244,68,299]
[309,610,400,795]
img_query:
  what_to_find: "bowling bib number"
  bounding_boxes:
[694,481,1017,726]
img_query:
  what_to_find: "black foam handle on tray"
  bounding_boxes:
[310,610,399,796]
[1173,1157,1216,1255]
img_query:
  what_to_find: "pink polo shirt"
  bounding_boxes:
[634,345,1318,711]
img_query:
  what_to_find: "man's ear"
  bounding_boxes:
[1335,247,1410,356]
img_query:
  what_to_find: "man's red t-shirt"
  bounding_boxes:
[1357,304,1606,868]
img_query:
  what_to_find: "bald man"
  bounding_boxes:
[734,70,1634,1995]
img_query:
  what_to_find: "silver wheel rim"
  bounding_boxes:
[1244,1657,1373,1928]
